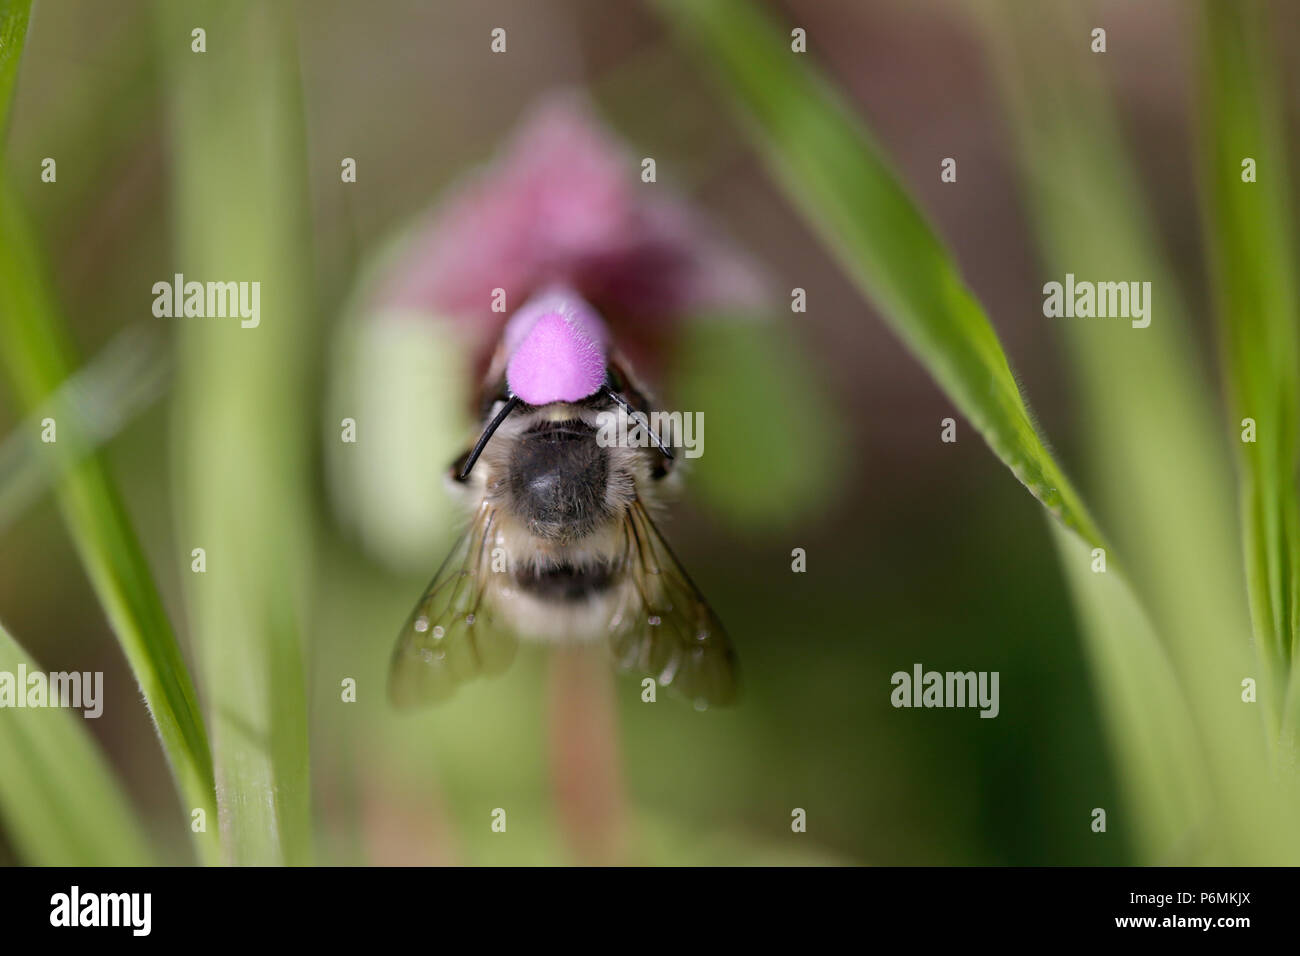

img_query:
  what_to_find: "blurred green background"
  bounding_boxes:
[2,0,1298,866]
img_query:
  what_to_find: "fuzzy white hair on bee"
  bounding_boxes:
[388,287,736,711]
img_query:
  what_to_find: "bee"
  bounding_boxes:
[388,287,738,710]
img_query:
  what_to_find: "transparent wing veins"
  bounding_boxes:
[388,501,516,708]
[609,498,739,707]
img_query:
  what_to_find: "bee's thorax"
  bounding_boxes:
[503,419,611,541]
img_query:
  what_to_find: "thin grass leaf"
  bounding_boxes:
[976,1,1252,685]
[654,0,1102,549]
[653,0,1229,860]
[155,0,315,865]
[0,325,169,531]
[1047,525,1212,860]
[0,622,154,865]
[978,0,1299,860]
[0,185,219,864]
[1197,0,1300,744]
[0,5,219,864]
[10,3,157,237]
[0,0,31,136]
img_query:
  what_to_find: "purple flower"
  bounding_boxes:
[373,94,768,373]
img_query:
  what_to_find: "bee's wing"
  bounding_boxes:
[388,501,517,709]
[609,498,739,708]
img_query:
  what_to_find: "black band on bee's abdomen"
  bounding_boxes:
[514,562,618,601]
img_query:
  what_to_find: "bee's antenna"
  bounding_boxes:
[458,395,522,481]
[601,386,674,461]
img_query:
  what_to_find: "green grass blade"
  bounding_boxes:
[0,6,219,864]
[155,0,315,865]
[653,0,1228,859]
[0,181,220,864]
[976,2,1252,684]
[977,1,1299,860]
[1197,0,1300,738]
[1047,525,1211,860]
[0,0,31,136]
[654,0,1101,549]
[0,622,155,865]
[0,326,169,532]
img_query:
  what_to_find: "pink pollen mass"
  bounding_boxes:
[505,290,610,405]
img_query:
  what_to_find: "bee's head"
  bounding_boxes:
[454,291,674,543]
